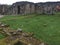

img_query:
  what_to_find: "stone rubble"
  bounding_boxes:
[0,22,47,45]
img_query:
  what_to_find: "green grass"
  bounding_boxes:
[0,14,60,45]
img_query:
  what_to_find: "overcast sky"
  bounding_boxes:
[0,0,60,5]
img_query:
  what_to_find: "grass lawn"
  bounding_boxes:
[0,14,60,45]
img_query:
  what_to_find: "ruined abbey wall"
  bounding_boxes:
[0,1,60,15]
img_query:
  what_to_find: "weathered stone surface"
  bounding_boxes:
[0,1,60,15]
[0,22,47,45]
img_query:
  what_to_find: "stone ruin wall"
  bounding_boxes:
[0,5,11,15]
[0,1,60,15]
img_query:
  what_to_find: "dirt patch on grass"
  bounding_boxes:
[0,15,4,18]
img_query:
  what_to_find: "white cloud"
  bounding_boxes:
[0,0,60,5]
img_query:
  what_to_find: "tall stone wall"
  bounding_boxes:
[0,1,60,15]
[35,3,44,14]
[11,1,35,15]
[30,4,35,13]
[0,5,11,15]
[25,4,30,14]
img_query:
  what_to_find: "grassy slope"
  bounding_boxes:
[0,14,60,45]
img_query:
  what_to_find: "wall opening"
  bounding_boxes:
[17,6,20,14]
